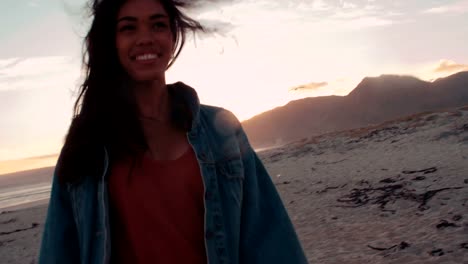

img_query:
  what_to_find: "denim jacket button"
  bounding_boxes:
[205,230,215,239]
[200,153,207,161]
[216,247,226,256]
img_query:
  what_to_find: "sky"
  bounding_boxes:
[1,0,468,167]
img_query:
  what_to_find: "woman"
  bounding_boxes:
[39,0,307,263]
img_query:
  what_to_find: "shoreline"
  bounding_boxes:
[0,199,49,215]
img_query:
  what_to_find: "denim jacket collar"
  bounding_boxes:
[168,81,201,135]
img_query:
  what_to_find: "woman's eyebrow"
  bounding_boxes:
[149,13,168,20]
[117,13,167,24]
[117,16,136,24]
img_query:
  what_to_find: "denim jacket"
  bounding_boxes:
[39,82,308,264]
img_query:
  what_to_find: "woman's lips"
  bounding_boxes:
[131,53,161,64]
[135,53,159,61]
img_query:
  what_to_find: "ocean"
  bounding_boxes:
[0,183,51,210]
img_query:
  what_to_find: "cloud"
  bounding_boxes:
[0,56,79,92]
[193,0,397,33]
[0,56,79,160]
[342,1,357,9]
[28,0,39,7]
[198,19,236,35]
[434,60,468,73]
[327,1,398,29]
[332,9,370,19]
[0,11,81,59]
[289,82,328,92]
[0,58,27,69]
[183,0,332,12]
[311,0,332,11]
[180,0,237,9]
[344,16,394,28]
[424,0,468,14]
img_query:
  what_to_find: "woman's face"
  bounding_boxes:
[115,0,174,82]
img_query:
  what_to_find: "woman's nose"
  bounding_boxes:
[136,28,154,46]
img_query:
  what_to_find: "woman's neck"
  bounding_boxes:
[133,78,170,123]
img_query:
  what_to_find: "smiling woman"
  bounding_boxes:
[38,0,307,263]
[115,0,175,81]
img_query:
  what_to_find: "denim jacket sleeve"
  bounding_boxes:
[236,127,308,264]
[39,164,80,264]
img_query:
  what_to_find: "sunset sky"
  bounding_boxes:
[1,0,468,169]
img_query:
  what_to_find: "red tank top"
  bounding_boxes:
[108,148,207,264]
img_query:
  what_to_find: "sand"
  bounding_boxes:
[261,107,468,263]
[0,205,47,264]
[1,107,468,263]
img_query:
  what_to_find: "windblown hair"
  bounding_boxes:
[58,0,204,184]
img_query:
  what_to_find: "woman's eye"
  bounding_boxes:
[153,22,168,30]
[118,25,135,32]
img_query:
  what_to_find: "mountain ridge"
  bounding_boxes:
[242,71,468,148]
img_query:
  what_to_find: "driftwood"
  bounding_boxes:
[402,167,437,174]
[368,241,410,251]
[336,184,464,211]
[0,223,39,236]
[0,218,17,225]
[380,178,397,183]
[317,184,347,194]
[436,220,459,229]
[452,215,462,221]
[418,188,463,210]
[336,184,403,209]
[0,239,15,247]
[429,249,444,256]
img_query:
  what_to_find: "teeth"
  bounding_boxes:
[136,54,158,61]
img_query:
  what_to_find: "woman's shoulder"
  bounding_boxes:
[198,104,251,159]
[199,104,233,116]
[199,104,241,131]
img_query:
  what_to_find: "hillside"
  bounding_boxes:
[243,71,468,148]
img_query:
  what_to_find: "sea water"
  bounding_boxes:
[0,183,51,210]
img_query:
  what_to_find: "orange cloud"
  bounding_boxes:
[289,81,328,92]
[434,60,468,73]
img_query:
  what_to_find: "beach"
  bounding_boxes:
[1,107,468,263]
[0,205,47,263]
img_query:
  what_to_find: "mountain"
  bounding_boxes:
[242,71,468,148]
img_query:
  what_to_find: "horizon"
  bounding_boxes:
[1,69,467,175]
[1,0,468,167]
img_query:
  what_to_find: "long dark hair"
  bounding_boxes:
[58,0,204,184]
